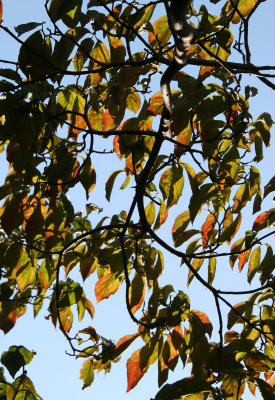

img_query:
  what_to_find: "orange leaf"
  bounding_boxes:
[154,201,168,231]
[69,114,87,140]
[126,348,147,392]
[102,109,116,131]
[252,211,269,232]
[94,270,120,302]
[148,92,163,116]
[148,15,171,46]
[0,305,21,334]
[190,310,213,337]
[238,248,251,272]
[231,0,258,23]
[244,351,270,372]
[0,0,2,22]
[174,126,192,153]
[114,333,140,359]
[108,36,126,63]
[88,109,103,131]
[201,213,216,247]
[165,333,179,370]
[59,307,73,333]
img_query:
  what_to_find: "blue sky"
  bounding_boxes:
[0,1,275,399]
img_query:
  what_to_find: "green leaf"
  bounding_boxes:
[247,247,261,283]
[105,170,123,201]
[14,22,45,36]
[49,0,83,27]
[129,273,145,314]
[264,175,275,198]
[80,359,94,389]
[255,378,275,400]
[148,15,171,46]
[159,164,184,208]
[227,302,249,329]
[145,201,155,226]
[1,346,35,378]
[79,158,96,200]
[126,91,141,114]
[172,211,191,248]
[154,377,212,400]
[91,41,110,64]
[16,262,36,292]
[18,30,53,79]
[208,256,216,286]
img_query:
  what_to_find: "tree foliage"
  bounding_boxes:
[0,0,274,399]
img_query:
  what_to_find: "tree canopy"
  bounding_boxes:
[0,0,274,399]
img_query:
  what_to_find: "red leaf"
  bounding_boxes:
[69,114,87,140]
[253,211,269,231]
[201,213,216,247]
[126,348,147,392]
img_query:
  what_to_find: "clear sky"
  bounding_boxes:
[0,1,274,399]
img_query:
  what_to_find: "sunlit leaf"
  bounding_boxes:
[80,359,94,389]
[247,247,261,283]
[145,201,155,226]
[94,270,121,302]
[201,213,216,247]
[148,15,171,46]
[126,348,148,392]
[126,91,141,114]
[172,211,190,247]
[114,333,140,359]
